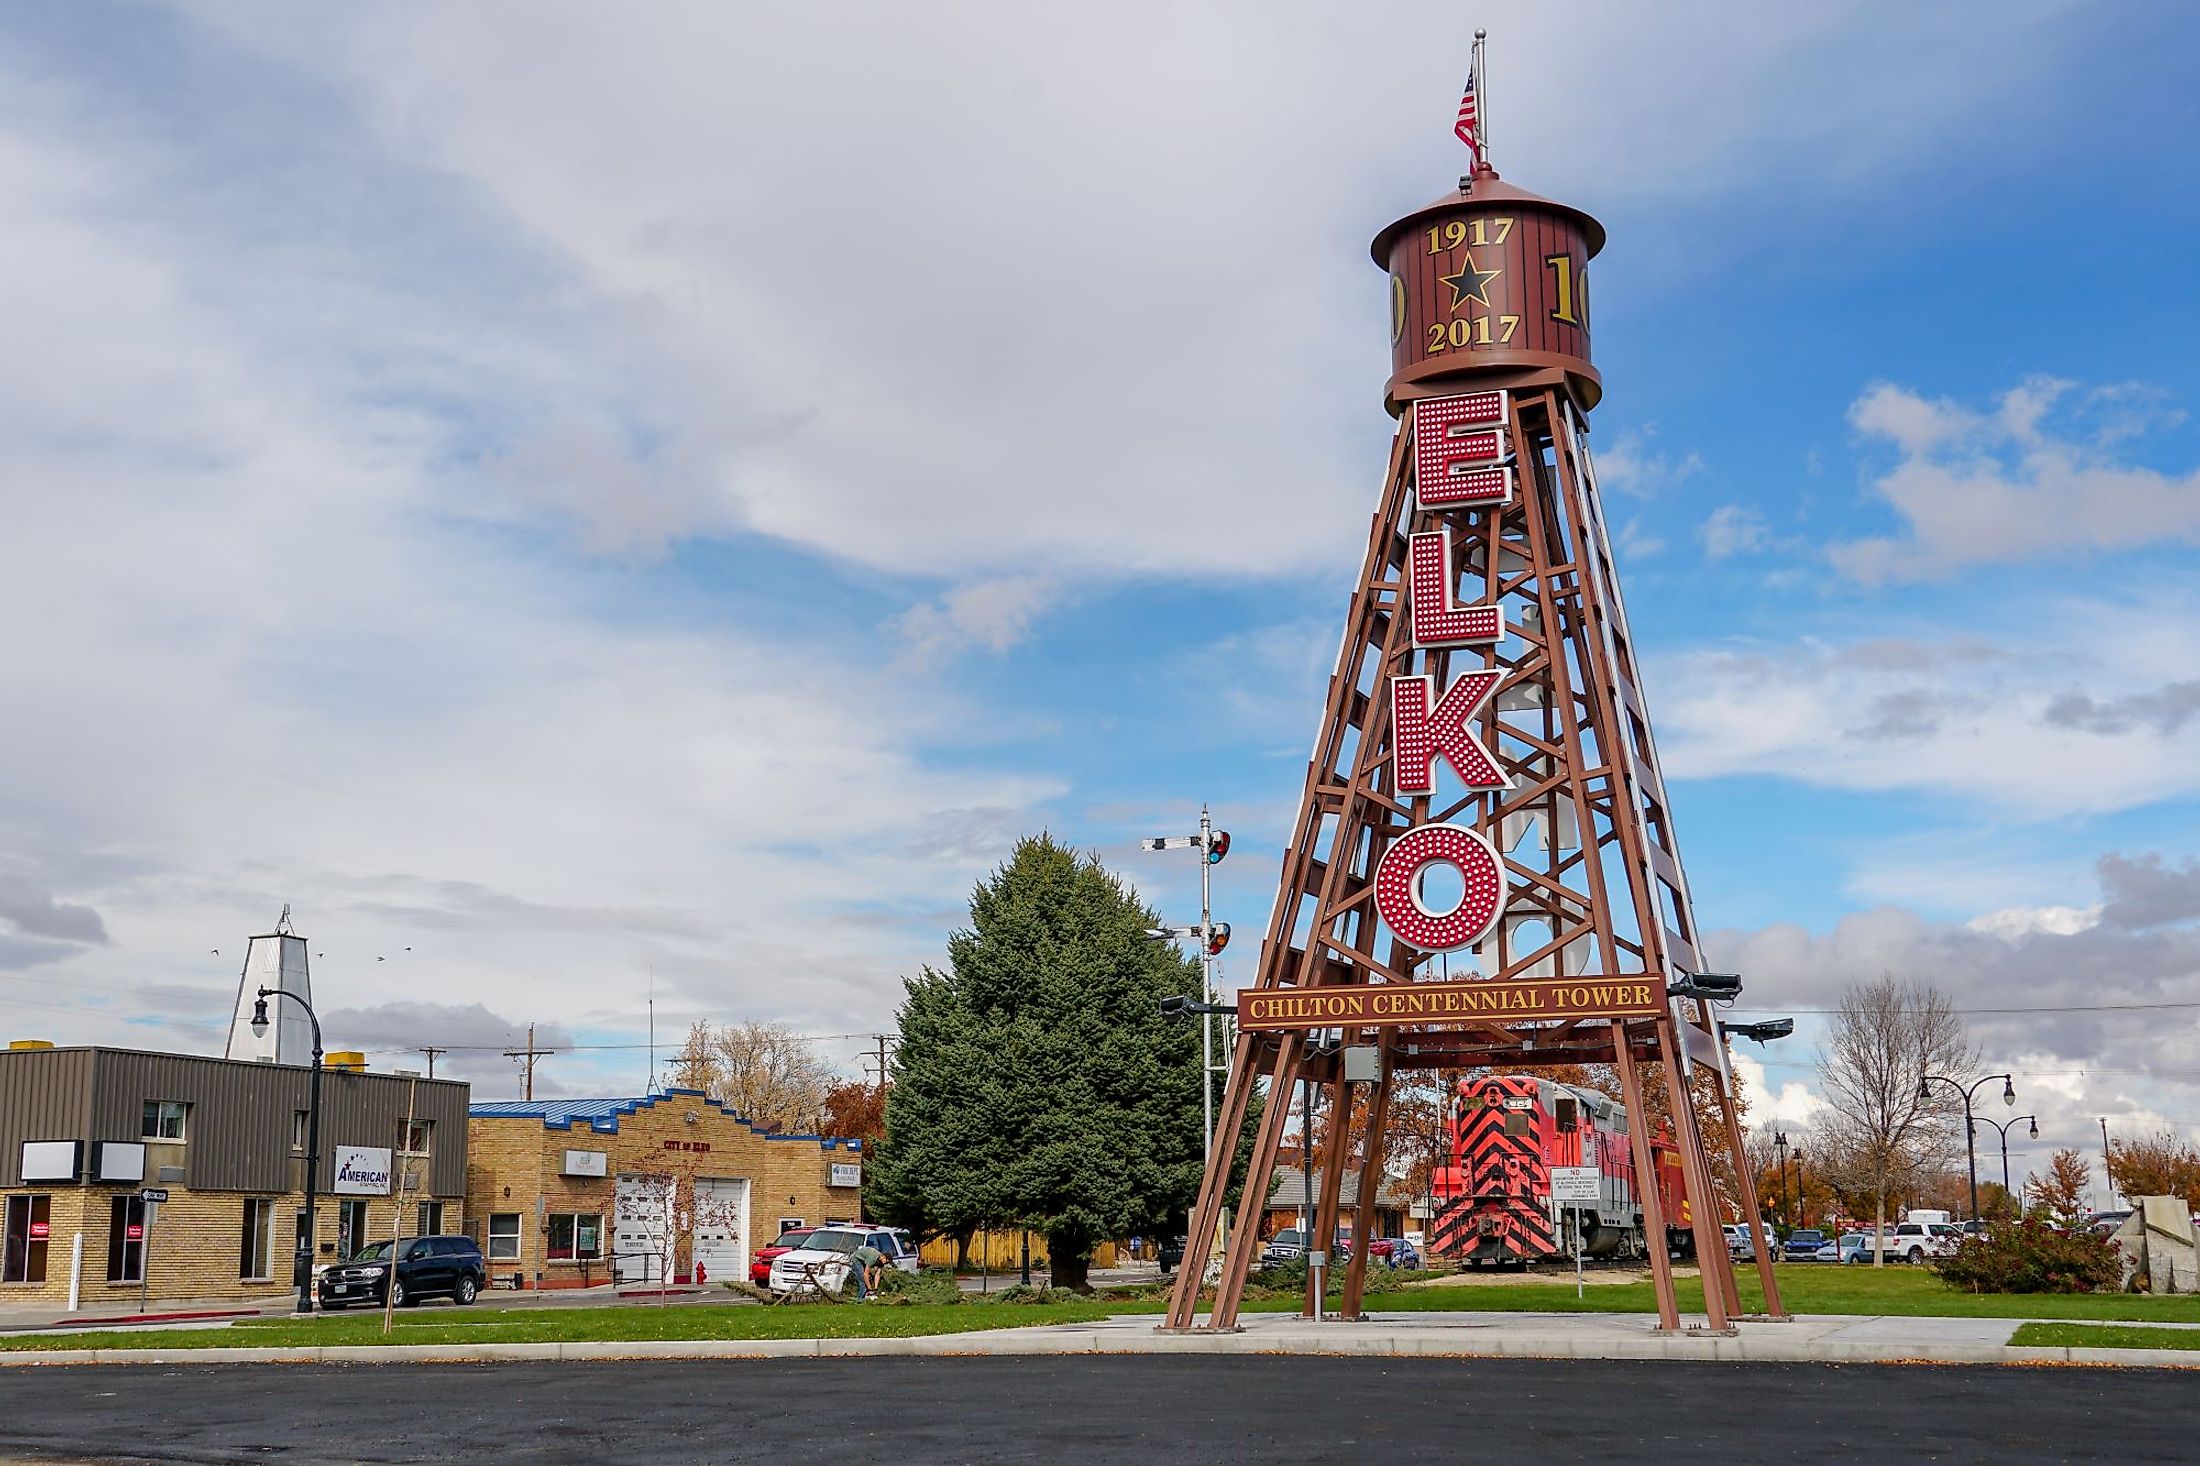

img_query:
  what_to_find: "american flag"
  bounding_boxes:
[1454,69,1479,161]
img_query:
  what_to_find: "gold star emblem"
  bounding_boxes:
[1440,253,1502,311]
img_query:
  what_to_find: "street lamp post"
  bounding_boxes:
[1792,1148,1806,1230]
[1919,1072,2014,1227]
[252,986,324,1314]
[1773,1130,1790,1233]
[1975,1113,2038,1200]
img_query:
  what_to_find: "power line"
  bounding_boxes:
[1729,1000,2200,1017]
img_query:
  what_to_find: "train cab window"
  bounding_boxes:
[1554,1097,1578,1133]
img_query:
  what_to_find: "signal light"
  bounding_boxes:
[1205,923,1231,957]
[1205,830,1231,865]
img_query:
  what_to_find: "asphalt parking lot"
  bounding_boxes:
[1,1356,2192,1465]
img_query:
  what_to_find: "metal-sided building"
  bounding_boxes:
[465,1090,864,1289]
[0,1043,468,1307]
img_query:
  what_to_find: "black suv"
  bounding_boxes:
[318,1235,486,1310]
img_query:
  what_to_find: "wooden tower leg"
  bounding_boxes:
[1305,1071,1351,1318]
[1657,1031,1732,1332]
[1339,1043,1394,1320]
[1713,1062,1786,1319]
[1207,1036,1303,1329]
[1612,1021,1680,1332]
[1164,1028,1257,1328]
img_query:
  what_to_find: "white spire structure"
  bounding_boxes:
[224,904,314,1065]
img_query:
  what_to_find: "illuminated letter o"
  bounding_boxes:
[1373,822,1507,955]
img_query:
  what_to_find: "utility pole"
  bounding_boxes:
[502,1024,557,1101]
[2099,1116,2116,1211]
[874,1034,892,1093]
[418,1046,446,1080]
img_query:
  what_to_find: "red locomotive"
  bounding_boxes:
[1430,1074,1695,1265]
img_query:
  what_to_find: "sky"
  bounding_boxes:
[2,2,2197,1199]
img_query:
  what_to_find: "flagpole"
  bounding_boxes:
[1473,29,1488,171]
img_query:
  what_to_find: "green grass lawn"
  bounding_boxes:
[1153,1264,2200,1324]
[2009,1322,2200,1352]
[14,1265,2200,1354]
[0,1299,1118,1353]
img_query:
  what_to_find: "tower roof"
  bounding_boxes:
[1370,164,1606,267]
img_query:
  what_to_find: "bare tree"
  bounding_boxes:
[668,1020,837,1134]
[1814,976,1972,1264]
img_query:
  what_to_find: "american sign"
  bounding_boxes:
[1237,976,1664,1032]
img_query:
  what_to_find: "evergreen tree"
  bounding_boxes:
[871,833,1209,1290]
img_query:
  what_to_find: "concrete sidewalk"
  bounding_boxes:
[4,1308,2199,1370]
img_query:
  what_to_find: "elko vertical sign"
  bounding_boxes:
[1371,390,1516,955]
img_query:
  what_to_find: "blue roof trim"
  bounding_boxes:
[468,1088,861,1149]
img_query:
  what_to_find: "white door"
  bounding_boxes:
[692,1177,748,1286]
[613,1174,668,1284]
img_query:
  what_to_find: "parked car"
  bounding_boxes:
[750,1226,818,1286]
[1838,1223,1948,1263]
[876,1227,922,1273]
[318,1235,485,1310]
[1261,1228,1350,1267]
[1725,1224,1756,1259]
[767,1225,871,1296]
[765,1225,918,1297]
[1372,1237,1422,1269]
[1781,1229,1827,1262]
[2087,1209,2134,1237]
[1156,1235,1189,1275]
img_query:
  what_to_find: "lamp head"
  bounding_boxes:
[1918,1077,1933,1102]
[2027,1118,2039,1139]
[249,994,270,1038]
[2002,1078,2016,1107]
[1158,996,1192,1018]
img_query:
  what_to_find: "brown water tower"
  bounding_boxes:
[1373,162,1605,413]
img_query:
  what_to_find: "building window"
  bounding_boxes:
[292,1111,308,1151]
[546,1213,603,1261]
[777,1217,806,1235]
[239,1199,275,1280]
[416,1201,444,1236]
[3,1196,51,1284]
[488,1213,522,1260]
[141,1100,189,1141]
[107,1196,147,1283]
[337,1199,371,1259]
[401,1119,433,1156]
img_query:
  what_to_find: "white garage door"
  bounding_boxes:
[613,1174,669,1284]
[692,1177,749,1286]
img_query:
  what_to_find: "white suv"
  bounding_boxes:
[1880,1222,1956,1263]
[766,1225,919,1296]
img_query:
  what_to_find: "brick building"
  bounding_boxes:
[466,1090,864,1289]
[0,1043,468,1308]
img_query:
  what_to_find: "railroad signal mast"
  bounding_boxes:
[1141,807,1232,1159]
[1162,47,1783,1334]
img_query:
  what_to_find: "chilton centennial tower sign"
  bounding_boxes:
[1163,52,1781,1337]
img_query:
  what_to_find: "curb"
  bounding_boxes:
[4,1324,2199,1371]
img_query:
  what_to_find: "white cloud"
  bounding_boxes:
[0,100,1061,1093]
[1699,504,1770,560]
[894,577,1055,663]
[1833,378,2200,583]
[1594,427,1703,501]
[1716,852,2200,1173]
[1731,1050,1825,1127]
[1657,594,2200,816]
[170,0,2089,586]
